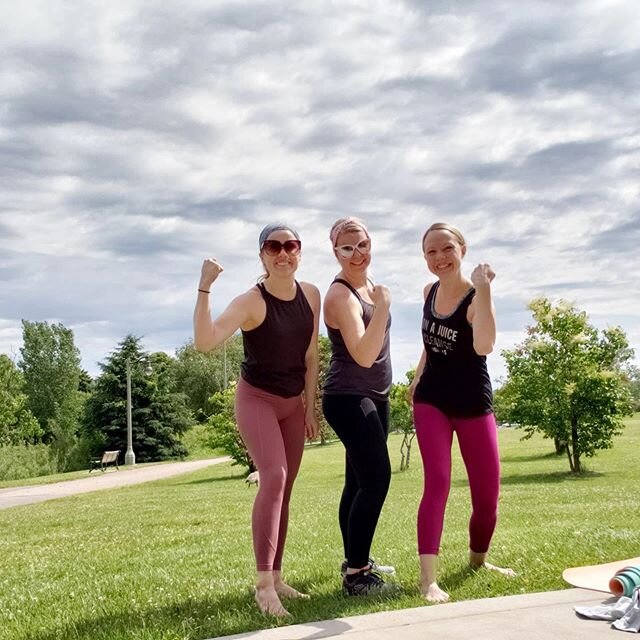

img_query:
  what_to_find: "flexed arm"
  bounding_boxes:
[469,264,496,356]
[193,259,251,352]
[325,284,391,368]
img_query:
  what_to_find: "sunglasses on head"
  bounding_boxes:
[334,238,371,259]
[261,239,302,256]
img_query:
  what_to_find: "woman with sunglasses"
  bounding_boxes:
[408,222,514,603]
[194,223,320,617]
[322,216,394,596]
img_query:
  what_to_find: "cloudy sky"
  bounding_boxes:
[1,0,639,384]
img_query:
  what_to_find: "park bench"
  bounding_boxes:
[89,450,120,472]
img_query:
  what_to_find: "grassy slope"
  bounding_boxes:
[1,417,638,640]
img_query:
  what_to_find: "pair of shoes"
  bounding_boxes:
[340,556,396,577]
[342,566,388,596]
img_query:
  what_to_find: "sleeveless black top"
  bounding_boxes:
[413,281,493,417]
[241,281,314,398]
[323,278,392,401]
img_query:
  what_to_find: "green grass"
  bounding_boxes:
[1,417,639,640]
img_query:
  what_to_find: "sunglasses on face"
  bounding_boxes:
[261,239,302,256]
[335,239,371,259]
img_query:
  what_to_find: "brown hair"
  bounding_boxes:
[421,222,466,251]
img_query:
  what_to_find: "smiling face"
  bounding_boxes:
[260,228,301,278]
[334,227,371,274]
[423,228,466,278]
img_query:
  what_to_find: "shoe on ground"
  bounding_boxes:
[340,556,396,577]
[342,566,389,596]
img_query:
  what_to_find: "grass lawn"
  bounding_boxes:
[1,416,639,640]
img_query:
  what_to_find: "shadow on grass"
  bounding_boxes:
[500,452,562,463]
[499,470,603,485]
[177,473,246,485]
[28,572,406,640]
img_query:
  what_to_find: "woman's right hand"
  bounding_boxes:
[199,258,224,290]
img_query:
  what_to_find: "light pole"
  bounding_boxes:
[125,358,135,466]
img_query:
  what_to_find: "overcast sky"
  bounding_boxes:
[1,0,639,385]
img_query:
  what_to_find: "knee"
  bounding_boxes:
[259,465,288,494]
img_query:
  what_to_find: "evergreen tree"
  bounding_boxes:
[83,335,191,461]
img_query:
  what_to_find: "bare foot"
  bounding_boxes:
[274,581,310,600]
[254,586,290,617]
[421,581,450,603]
[472,562,517,578]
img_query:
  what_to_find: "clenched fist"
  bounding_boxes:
[199,258,224,290]
[370,284,391,310]
[470,263,495,287]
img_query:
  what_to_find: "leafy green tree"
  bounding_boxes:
[627,365,640,413]
[500,298,633,473]
[315,335,336,444]
[391,369,416,471]
[174,335,244,422]
[83,335,191,462]
[0,355,42,445]
[19,320,82,441]
[206,383,255,472]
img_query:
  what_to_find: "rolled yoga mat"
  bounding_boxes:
[563,557,640,595]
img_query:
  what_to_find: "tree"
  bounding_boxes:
[315,335,336,444]
[500,297,633,473]
[0,355,42,445]
[19,320,82,441]
[390,369,416,471]
[173,336,244,422]
[206,383,255,472]
[627,365,640,413]
[82,335,191,462]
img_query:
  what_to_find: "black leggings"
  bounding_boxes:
[322,394,391,569]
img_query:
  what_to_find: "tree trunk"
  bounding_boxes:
[570,416,581,473]
[554,437,567,455]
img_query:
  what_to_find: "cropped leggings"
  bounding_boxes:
[413,402,500,555]
[322,394,391,569]
[234,377,305,571]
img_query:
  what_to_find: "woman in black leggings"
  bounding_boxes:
[322,216,394,595]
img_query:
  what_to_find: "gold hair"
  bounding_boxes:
[421,222,466,250]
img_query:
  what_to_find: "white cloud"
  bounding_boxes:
[1,0,638,379]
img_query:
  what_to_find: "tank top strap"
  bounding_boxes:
[426,281,439,306]
[332,278,368,307]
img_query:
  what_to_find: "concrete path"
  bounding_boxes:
[0,457,229,509]
[215,588,617,640]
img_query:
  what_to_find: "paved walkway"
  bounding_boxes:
[215,588,617,640]
[0,457,229,509]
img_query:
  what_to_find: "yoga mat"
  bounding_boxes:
[563,557,640,594]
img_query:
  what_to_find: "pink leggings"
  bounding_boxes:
[413,403,500,555]
[235,377,305,571]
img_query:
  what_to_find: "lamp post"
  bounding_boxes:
[125,358,135,466]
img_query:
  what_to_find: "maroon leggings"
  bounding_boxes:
[413,403,500,555]
[234,377,305,571]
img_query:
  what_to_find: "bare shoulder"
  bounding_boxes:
[299,281,320,301]
[231,286,263,313]
[324,280,354,309]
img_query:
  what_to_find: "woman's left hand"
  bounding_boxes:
[471,263,495,287]
[305,410,319,441]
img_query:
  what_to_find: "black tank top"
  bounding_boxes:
[323,278,392,401]
[241,281,314,398]
[413,281,493,417]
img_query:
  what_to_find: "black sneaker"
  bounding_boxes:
[340,556,396,577]
[342,566,387,596]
